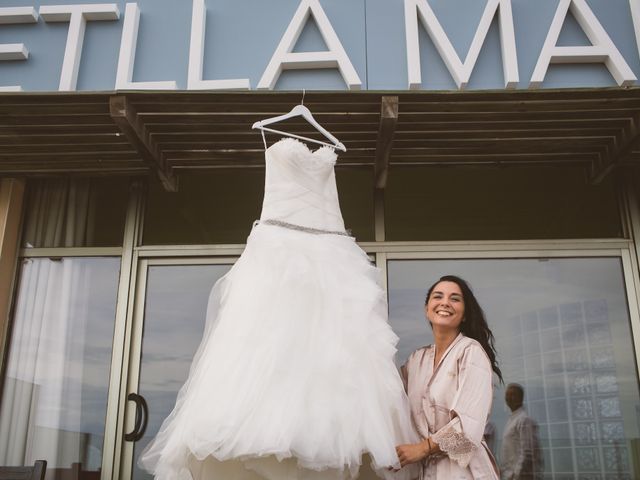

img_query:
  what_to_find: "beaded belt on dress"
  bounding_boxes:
[255,219,351,237]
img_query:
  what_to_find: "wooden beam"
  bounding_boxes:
[0,88,637,176]
[109,95,177,192]
[590,111,640,184]
[374,96,398,189]
[0,179,25,364]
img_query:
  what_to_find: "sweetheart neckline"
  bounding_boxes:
[267,137,337,159]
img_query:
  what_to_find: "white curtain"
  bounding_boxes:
[0,258,91,468]
[23,178,96,248]
[0,178,98,469]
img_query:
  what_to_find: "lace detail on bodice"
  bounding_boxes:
[432,424,477,468]
[259,138,345,232]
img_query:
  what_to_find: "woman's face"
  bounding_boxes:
[425,281,465,333]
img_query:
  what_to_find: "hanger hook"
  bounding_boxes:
[301,89,305,106]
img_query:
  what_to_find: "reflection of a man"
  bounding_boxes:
[483,421,496,454]
[501,383,543,480]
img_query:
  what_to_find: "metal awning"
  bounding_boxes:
[1,88,639,191]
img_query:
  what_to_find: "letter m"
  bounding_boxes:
[404,0,518,89]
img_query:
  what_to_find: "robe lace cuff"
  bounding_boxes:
[432,423,477,468]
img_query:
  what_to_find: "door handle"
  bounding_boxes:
[125,392,148,442]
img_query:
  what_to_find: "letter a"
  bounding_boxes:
[257,0,361,90]
[629,0,640,62]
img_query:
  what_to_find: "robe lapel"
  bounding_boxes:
[428,333,464,388]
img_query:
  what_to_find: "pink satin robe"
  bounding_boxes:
[401,334,499,480]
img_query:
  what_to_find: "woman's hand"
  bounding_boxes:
[395,440,430,467]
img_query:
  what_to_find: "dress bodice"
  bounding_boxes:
[259,138,346,232]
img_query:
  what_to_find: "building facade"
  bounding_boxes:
[1,1,640,479]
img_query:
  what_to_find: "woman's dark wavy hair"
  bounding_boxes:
[426,275,503,383]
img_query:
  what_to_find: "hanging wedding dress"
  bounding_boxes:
[139,138,418,480]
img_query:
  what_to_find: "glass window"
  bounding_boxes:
[143,168,374,245]
[22,178,130,248]
[336,168,374,241]
[143,172,264,245]
[0,257,121,479]
[388,257,640,479]
[385,166,622,241]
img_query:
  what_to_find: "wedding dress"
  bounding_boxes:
[139,138,418,480]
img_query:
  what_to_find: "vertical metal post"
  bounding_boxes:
[620,173,640,299]
[374,188,388,293]
[619,172,640,420]
[373,95,395,293]
[374,188,385,243]
[102,179,146,480]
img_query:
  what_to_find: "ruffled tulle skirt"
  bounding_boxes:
[138,222,419,480]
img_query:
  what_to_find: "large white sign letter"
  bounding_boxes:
[0,7,38,92]
[404,0,518,90]
[257,0,361,90]
[115,3,177,90]
[187,0,250,90]
[630,0,640,62]
[531,0,636,88]
[40,4,119,91]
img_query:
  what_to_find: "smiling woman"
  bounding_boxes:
[395,275,501,479]
[426,280,465,335]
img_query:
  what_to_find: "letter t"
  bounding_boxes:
[40,4,120,91]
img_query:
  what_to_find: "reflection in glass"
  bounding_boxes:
[143,172,264,245]
[388,258,640,479]
[384,166,622,241]
[22,178,129,248]
[132,264,231,480]
[0,257,120,478]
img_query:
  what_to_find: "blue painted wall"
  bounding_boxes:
[0,0,638,91]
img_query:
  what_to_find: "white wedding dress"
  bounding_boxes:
[139,138,418,480]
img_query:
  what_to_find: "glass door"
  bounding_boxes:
[119,258,233,480]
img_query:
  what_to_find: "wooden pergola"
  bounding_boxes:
[1,88,639,191]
